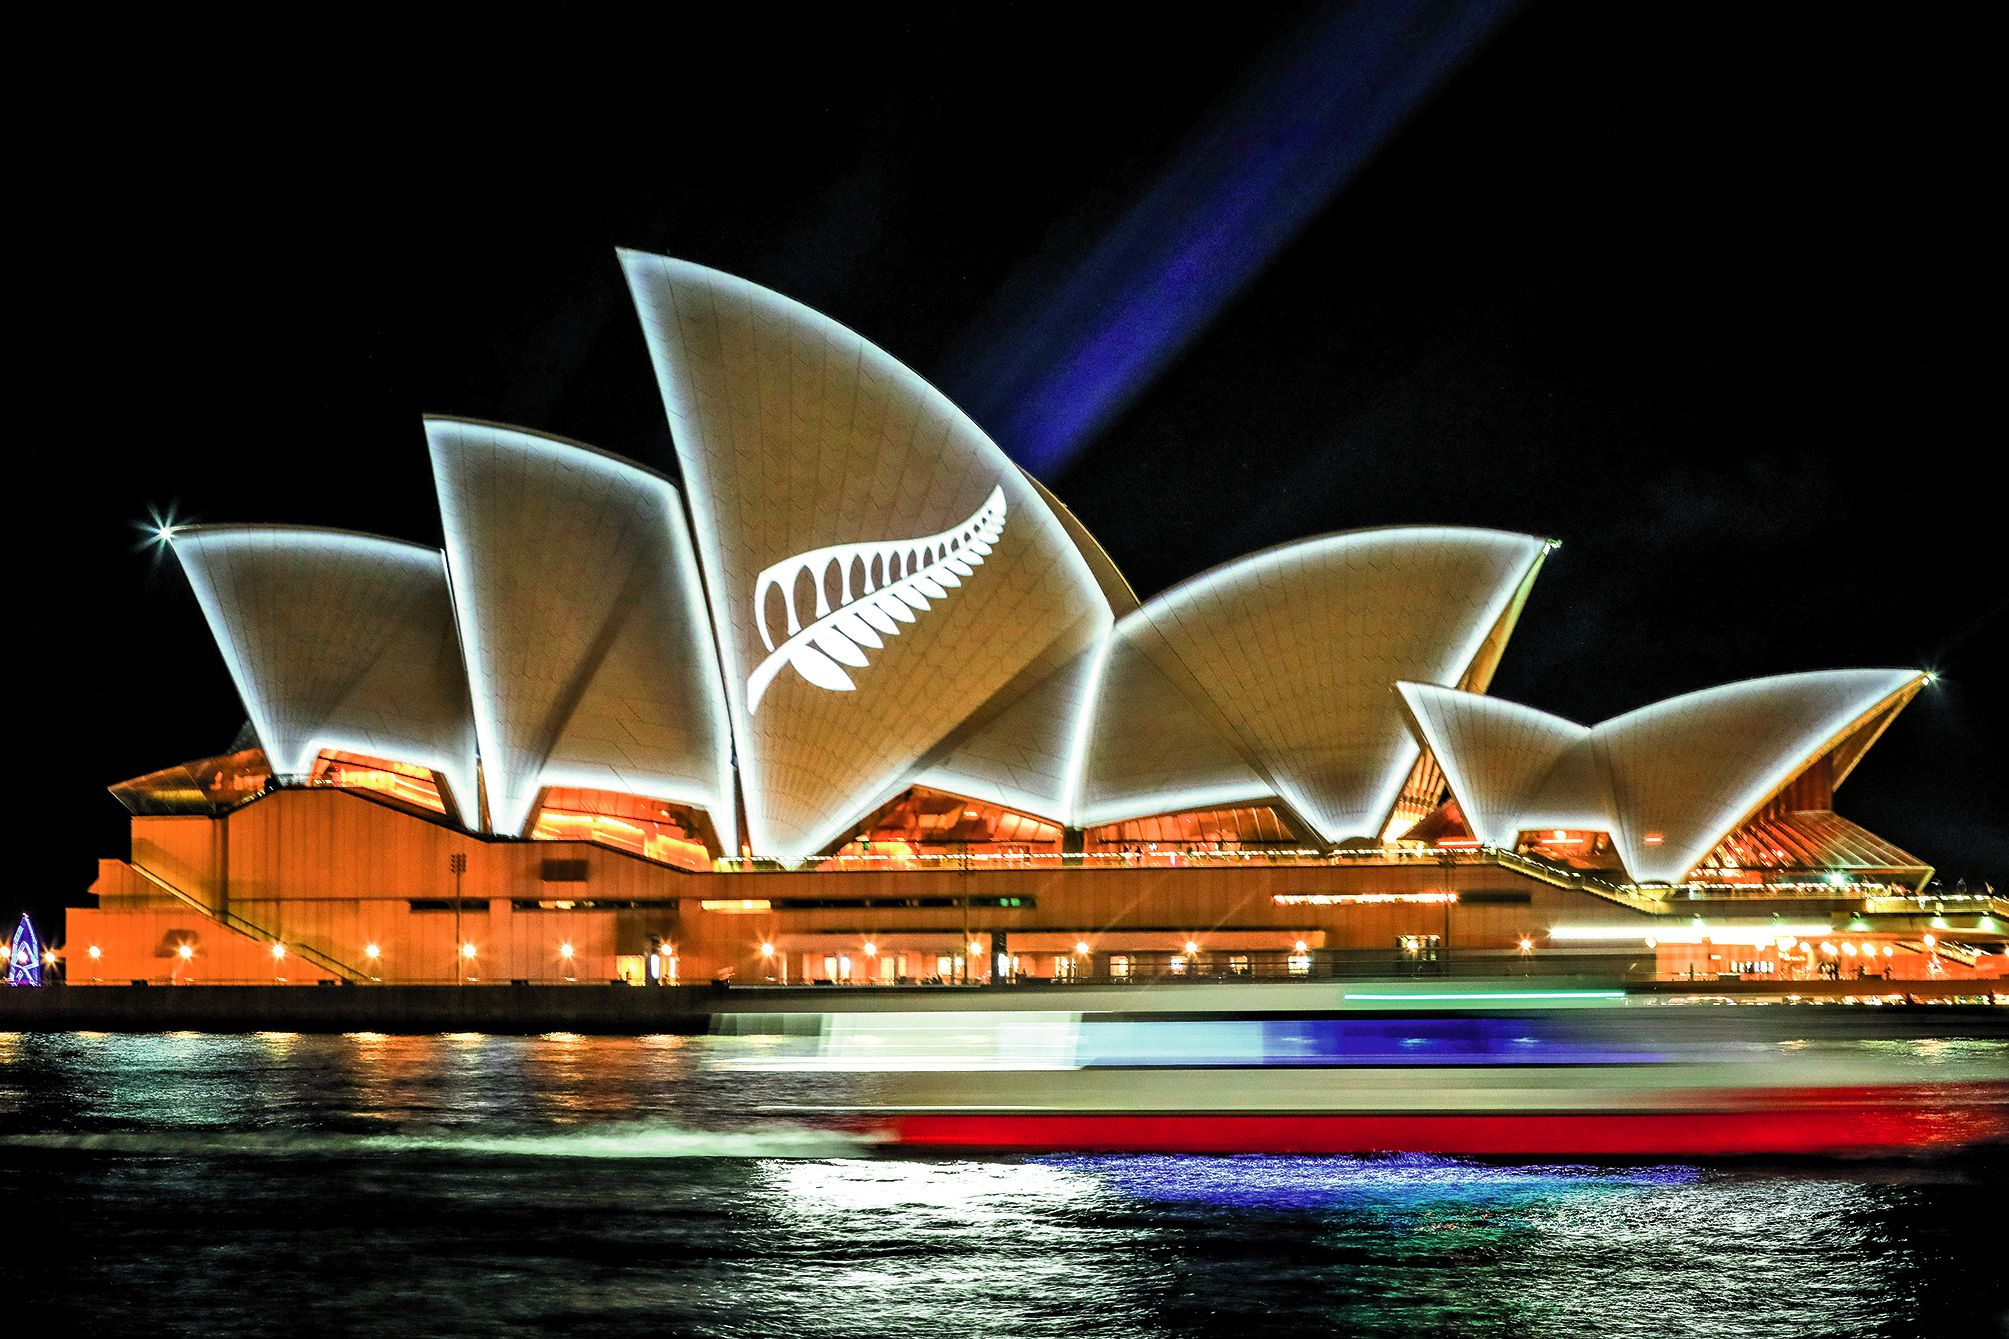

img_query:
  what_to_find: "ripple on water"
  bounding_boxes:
[0,1032,2002,1338]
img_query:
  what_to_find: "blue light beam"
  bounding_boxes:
[949,0,1520,476]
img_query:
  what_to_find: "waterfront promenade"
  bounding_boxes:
[1,977,2000,1034]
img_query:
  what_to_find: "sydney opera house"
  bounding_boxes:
[71,254,2003,987]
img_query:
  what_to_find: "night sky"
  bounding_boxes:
[30,3,2003,931]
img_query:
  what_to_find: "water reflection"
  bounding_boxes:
[763,1155,1106,1217]
[0,1032,1999,1338]
[1066,1152,1701,1209]
[1040,1155,1907,1335]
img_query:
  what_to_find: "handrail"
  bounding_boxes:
[127,862,368,983]
[1478,847,1668,914]
[1897,938,1983,967]
[718,847,1486,873]
[717,841,1677,914]
[1864,894,2009,919]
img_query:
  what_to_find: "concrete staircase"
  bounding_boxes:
[127,861,369,984]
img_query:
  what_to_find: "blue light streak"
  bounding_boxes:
[949,0,1520,474]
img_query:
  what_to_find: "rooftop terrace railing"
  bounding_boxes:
[717,844,1638,877]
[1668,883,1925,903]
[709,842,1692,910]
[702,845,1926,918]
[716,847,1443,872]
[1863,893,2009,919]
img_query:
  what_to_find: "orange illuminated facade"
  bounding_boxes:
[66,755,2005,989]
[529,788,717,873]
[822,788,1064,866]
[312,751,447,814]
[1086,804,1305,854]
[70,252,2001,991]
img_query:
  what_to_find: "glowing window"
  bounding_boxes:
[311,751,446,813]
[531,788,715,872]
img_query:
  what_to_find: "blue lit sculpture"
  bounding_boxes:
[6,913,42,986]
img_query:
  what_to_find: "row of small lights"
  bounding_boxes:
[349,941,589,963]
[153,936,1928,963]
[5,935,60,969]
[1631,937,1931,956]
[754,937,1314,958]
[81,942,588,964]
[760,935,1947,959]
[711,844,1886,893]
[81,933,1948,967]
[1509,935,1942,955]
[718,846,1454,868]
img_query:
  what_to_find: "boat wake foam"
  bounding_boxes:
[1,1120,883,1161]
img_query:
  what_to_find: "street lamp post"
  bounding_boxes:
[957,837,974,983]
[449,852,468,984]
[960,891,972,985]
[1438,849,1456,977]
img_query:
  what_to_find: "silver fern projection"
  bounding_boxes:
[746,486,1009,711]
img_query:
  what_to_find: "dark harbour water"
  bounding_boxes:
[1,1031,2004,1338]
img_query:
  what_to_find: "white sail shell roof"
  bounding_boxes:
[155,257,1936,883]
[909,472,1139,820]
[621,251,1113,861]
[1071,634,1276,828]
[1593,669,1926,883]
[428,418,734,841]
[172,527,480,823]
[1395,684,1592,848]
[910,644,1109,821]
[1398,669,1927,883]
[1076,527,1550,839]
